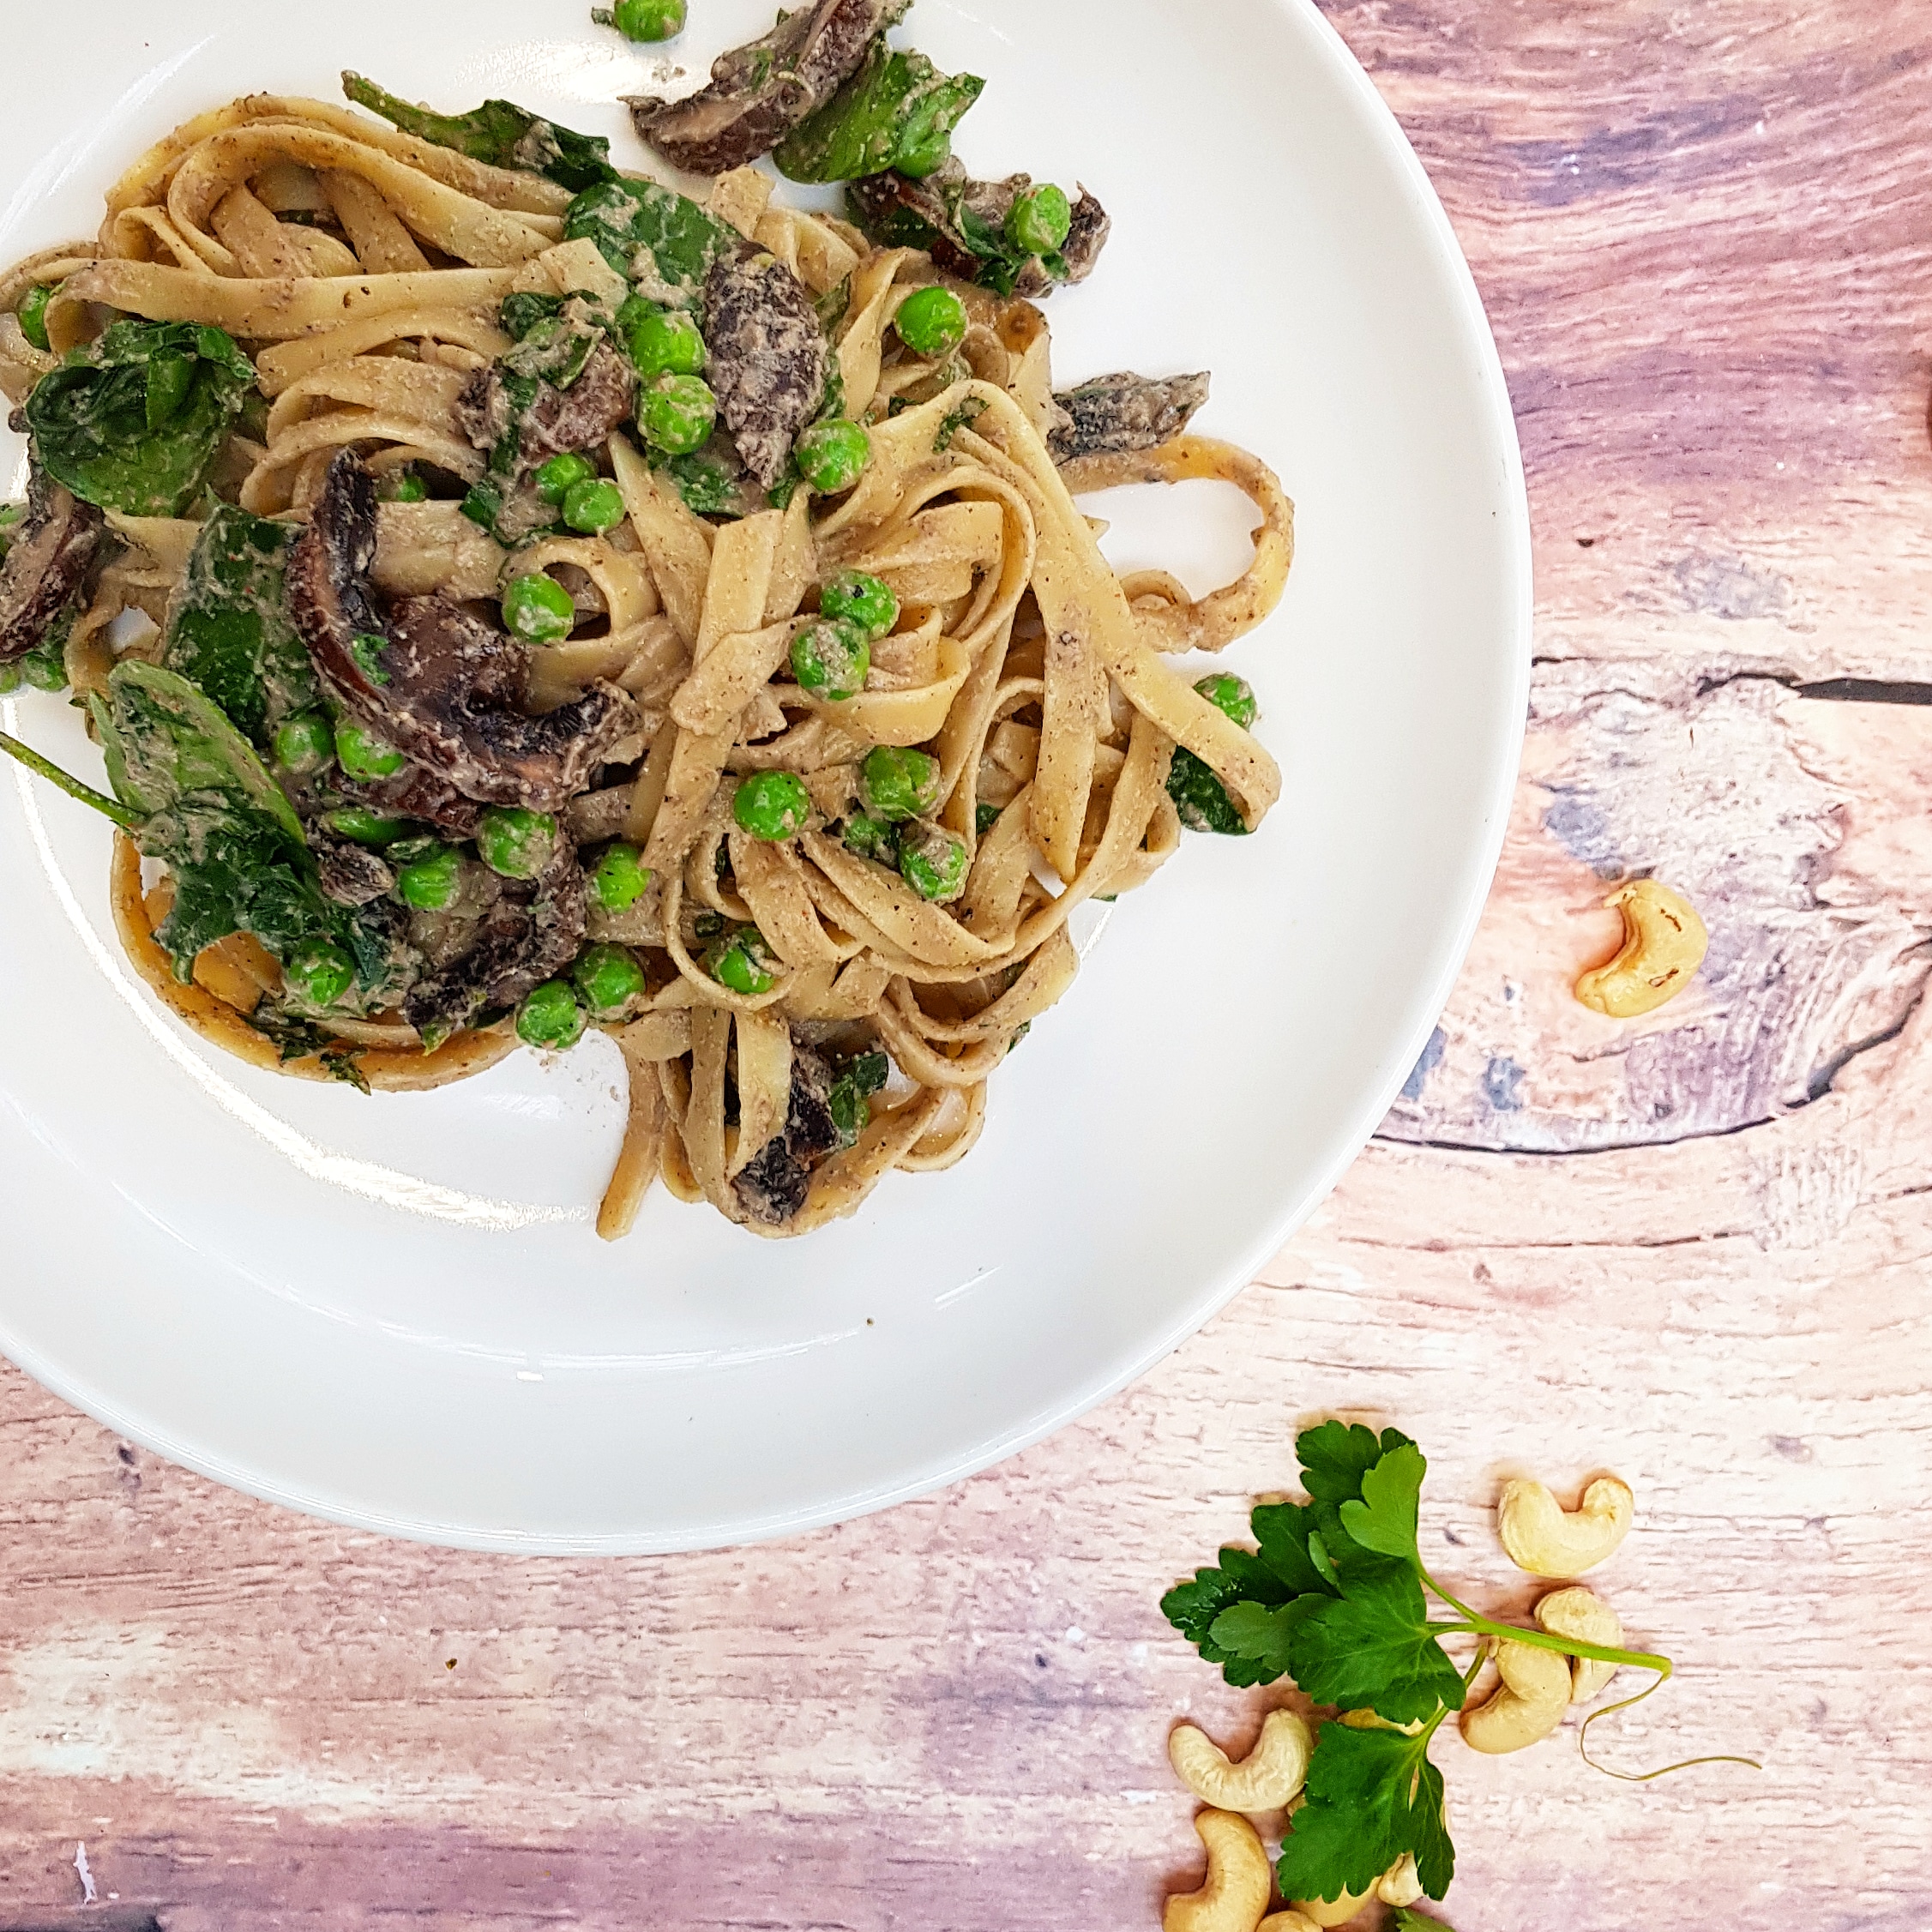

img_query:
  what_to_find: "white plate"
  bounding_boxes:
[0,0,1528,1552]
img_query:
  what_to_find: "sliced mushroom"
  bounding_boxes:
[624,0,900,177]
[1047,370,1211,465]
[0,469,104,665]
[313,837,396,907]
[289,451,633,812]
[453,340,637,485]
[847,161,1111,297]
[402,840,587,1038]
[703,243,829,489]
[334,762,485,840]
[732,1041,843,1225]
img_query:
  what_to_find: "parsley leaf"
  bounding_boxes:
[1277,1721,1454,1905]
[1159,1549,1301,1688]
[1340,1440,1428,1562]
[1286,1565,1468,1724]
[1392,1911,1458,1932]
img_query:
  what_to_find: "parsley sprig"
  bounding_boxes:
[1162,1423,1754,1910]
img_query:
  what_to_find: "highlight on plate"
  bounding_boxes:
[0,0,1293,1240]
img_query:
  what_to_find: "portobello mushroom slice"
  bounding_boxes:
[846,159,1111,298]
[313,837,397,908]
[703,243,830,490]
[625,0,906,177]
[453,337,637,485]
[733,1041,844,1226]
[1047,371,1212,465]
[289,451,632,812]
[0,470,104,665]
[402,840,587,1038]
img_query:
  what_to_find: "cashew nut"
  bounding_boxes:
[1375,1855,1424,1908]
[1496,1474,1634,1576]
[1459,1638,1573,1754]
[1574,879,1707,1018]
[1259,1917,1322,1932]
[1169,1710,1314,1813]
[1534,1586,1625,1701]
[1289,1886,1375,1929]
[1165,1809,1273,1932]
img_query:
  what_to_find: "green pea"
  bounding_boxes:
[899,822,969,902]
[16,284,53,352]
[324,807,410,846]
[502,572,576,644]
[334,720,406,782]
[477,805,557,879]
[624,304,707,378]
[395,843,465,911]
[637,372,717,456]
[589,840,652,913]
[894,286,967,358]
[859,744,942,822]
[794,418,870,494]
[563,476,625,535]
[597,0,686,42]
[516,980,587,1050]
[842,813,899,864]
[818,569,898,641]
[382,468,429,503]
[284,938,355,1010]
[1006,184,1073,258]
[705,925,778,997]
[1195,672,1258,731]
[534,451,596,505]
[273,712,334,774]
[572,943,648,1020]
[790,617,870,702]
[732,770,812,842]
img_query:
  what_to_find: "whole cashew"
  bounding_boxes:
[1375,1855,1424,1908]
[1574,879,1707,1018]
[1289,1886,1374,1929]
[1165,1809,1273,1932]
[1258,1917,1322,1932]
[1534,1586,1625,1701]
[1169,1710,1314,1813]
[1496,1475,1634,1576]
[1459,1638,1573,1754]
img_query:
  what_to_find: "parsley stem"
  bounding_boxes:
[1418,1564,1671,1675]
[0,729,141,828]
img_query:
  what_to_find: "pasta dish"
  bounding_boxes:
[0,0,1291,1238]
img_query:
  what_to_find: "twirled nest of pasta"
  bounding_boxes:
[0,82,1292,1240]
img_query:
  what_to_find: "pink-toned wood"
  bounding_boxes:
[5,2,1932,1927]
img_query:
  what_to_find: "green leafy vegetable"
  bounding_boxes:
[563,177,733,298]
[342,73,616,193]
[827,1050,890,1147]
[775,39,984,184]
[26,321,256,517]
[848,174,1062,299]
[162,504,316,748]
[933,394,987,452]
[1162,1419,1748,1912]
[1167,746,1248,835]
[1392,1911,1458,1932]
[1278,1720,1455,1904]
[657,450,755,521]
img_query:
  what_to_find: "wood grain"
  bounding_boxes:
[5,2,1932,1928]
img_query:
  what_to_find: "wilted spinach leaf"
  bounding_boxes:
[774,39,984,184]
[563,177,733,298]
[162,504,316,747]
[26,321,256,518]
[342,72,616,193]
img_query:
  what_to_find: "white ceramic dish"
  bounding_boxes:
[0,0,1528,1552]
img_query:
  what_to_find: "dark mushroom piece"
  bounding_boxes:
[702,243,830,490]
[0,469,104,665]
[732,1041,844,1226]
[847,160,1112,298]
[313,837,397,908]
[288,451,633,812]
[334,761,485,840]
[453,338,638,485]
[402,839,587,1039]
[625,0,905,177]
[1047,371,1212,466]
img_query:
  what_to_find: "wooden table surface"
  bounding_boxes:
[5,3,1931,1927]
